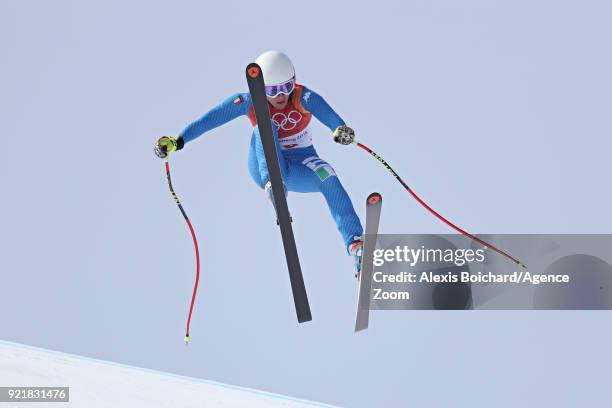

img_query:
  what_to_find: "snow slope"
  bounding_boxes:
[0,340,337,408]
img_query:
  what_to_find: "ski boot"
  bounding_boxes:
[265,181,293,224]
[348,237,363,279]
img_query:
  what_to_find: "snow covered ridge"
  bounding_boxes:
[0,340,337,408]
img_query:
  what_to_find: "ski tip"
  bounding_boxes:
[517,261,528,269]
[367,192,382,205]
[184,335,190,345]
[246,63,262,79]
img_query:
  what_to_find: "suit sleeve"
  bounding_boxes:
[299,86,346,132]
[179,93,251,144]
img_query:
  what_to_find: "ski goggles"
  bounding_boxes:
[265,78,295,97]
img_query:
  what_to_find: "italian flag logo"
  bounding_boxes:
[302,156,336,182]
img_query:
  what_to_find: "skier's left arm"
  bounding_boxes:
[300,86,355,145]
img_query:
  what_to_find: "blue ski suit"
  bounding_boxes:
[179,84,363,248]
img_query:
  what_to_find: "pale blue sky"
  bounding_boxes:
[1,1,611,406]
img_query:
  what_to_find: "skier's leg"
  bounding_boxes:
[287,154,363,248]
[252,127,289,204]
[248,133,265,188]
[253,126,288,185]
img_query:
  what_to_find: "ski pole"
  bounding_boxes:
[352,141,526,269]
[163,159,201,344]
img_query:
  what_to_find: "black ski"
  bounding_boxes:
[245,63,312,323]
[355,192,383,332]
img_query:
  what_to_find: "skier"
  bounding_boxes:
[155,51,364,272]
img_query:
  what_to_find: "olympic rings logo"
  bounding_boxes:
[272,110,303,131]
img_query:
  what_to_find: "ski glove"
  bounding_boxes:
[332,125,356,145]
[154,136,184,159]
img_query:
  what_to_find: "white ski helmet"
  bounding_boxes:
[255,50,295,86]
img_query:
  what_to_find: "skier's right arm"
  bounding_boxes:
[180,93,251,143]
[155,93,251,158]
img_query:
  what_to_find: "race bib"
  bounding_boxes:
[278,126,313,150]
